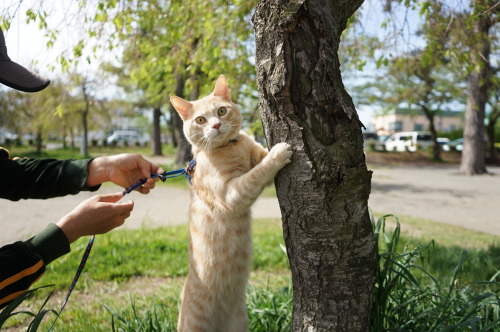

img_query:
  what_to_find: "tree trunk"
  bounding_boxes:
[459,0,492,175]
[173,73,192,164]
[80,80,90,157]
[486,110,499,162]
[421,106,441,161]
[80,109,89,157]
[35,129,42,154]
[152,107,163,156]
[253,1,376,331]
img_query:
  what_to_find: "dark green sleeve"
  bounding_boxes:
[0,224,70,308]
[0,158,100,201]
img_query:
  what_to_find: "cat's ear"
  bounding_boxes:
[213,75,231,101]
[170,96,193,120]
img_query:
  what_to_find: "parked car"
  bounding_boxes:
[449,138,464,152]
[106,130,149,147]
[437,137,451,152]
[384,131,433,152]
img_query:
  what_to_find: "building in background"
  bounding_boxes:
[372,108,464,137]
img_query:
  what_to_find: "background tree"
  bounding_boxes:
[380,0,498,173]
[95,0,258,162]
[253,0,376,331]
[358,53,462,160]
[458,0,498,174]
[0,79,69,153]
[0,1,258,160]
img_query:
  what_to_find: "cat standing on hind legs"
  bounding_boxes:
[170,75,292,332]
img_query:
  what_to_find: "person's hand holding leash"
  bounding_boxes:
[86,153,164,194]
[56,192,133,243]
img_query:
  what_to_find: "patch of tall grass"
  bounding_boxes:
[372,214,500,331]
[102,285,293,332]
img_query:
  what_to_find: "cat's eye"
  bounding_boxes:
[217,107,227,116]
[195,117,206,125]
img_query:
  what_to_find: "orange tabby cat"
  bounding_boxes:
[170,75,292,332]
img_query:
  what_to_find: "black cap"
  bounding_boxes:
[0,28,50,92]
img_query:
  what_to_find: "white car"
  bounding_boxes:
[449,138,464,152]
[106,131,149,147]
[384,131,433,152]
[437,137,451,151]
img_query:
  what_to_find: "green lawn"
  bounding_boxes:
[4,219,291,331]
[3,215,499,331]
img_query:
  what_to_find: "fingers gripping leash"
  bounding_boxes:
[123,159,196,194]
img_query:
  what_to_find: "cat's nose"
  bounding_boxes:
[212,122,221,129]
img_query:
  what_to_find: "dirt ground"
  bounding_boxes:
[1,153,499,246]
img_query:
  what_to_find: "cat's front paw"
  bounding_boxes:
[267,142,293,168]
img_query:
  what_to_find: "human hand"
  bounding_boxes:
[86,154,164,194]
[56,192,133,243]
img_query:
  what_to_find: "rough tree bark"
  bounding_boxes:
[253,1,376,331]
[459,0,493,175]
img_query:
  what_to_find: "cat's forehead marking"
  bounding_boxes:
[190,96,232,118]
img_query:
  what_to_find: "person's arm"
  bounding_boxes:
[0,224,69,308]
[0,192,133,309]
[0,153,164,201]
[0,158,97,201]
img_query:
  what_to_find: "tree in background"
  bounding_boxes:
[253,0,376,330]
[379,0,498,173]
[356,50,463,160]
[458,0,498,174]
[0,79,71,153]
[2,1,259,161]
[93,0,258,162]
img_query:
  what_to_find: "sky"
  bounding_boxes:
[3,0,89,72]
[2,0,425,128]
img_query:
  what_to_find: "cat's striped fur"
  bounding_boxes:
[170,75,292,332]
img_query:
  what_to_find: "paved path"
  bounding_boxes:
[0,185,282,246]
[1,164,499,246]
[370,165,500,235]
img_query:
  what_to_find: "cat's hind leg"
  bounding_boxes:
[177,281,215,332]
[220,301,248,332]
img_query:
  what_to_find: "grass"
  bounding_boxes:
[5,145,160,160]
[374,213,500,283]
[3,219,290,331]
[374,212,500,249]
[3,215,500,331]
[372,215,500,331]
